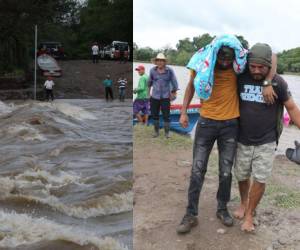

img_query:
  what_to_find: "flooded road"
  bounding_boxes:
[0,99,132,250]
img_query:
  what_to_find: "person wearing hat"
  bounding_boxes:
[233,43,300,232]
[148,53,179,138]
[133,65,149,124]
[103,74,114,101]
[177,43,278,235]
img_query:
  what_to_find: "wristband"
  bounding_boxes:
[263,80,272,87]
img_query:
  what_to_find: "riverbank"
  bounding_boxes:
[283,71,300,76]
[133,125,300,250]
[0,60,132,100]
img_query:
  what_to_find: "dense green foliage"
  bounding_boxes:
[133,33,249,66]
[277,48,300,74]
[0,0,132,74]
[134,34,300,74]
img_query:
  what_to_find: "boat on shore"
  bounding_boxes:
[133,103,201,134]
[37,54,62,77]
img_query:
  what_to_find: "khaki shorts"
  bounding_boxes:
[234,142,276,183]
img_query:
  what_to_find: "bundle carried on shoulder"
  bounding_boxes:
[187,34,248,100]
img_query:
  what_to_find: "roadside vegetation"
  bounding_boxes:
[0,0,132,76]
[134,33,300,75]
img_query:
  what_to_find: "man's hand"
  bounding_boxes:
[263,85,277,104]
[179,113,189,128]
[170,91,177,101]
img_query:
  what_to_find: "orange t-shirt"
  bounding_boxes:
[197,68,240,120]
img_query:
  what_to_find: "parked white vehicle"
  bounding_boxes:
[100,41,130,60]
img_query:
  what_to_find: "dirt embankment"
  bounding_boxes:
[0,60,132,100]
[53,60,132,99]
[133,125,300,250]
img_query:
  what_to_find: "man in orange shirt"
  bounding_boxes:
[177,46,275,234]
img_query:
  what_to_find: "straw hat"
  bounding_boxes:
[151,53,167,64]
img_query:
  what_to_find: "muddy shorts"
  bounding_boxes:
[234,141,276,183]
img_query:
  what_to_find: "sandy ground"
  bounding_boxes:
[133,125,300,250]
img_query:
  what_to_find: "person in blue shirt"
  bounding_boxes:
[148,53,178,138]
[103,74,114,101]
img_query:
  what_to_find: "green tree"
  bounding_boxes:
[193,33,214,50]
[0,0,79,73]
[176,38,194,52]
[135,47,156,62]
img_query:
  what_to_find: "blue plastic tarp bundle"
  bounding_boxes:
[187,34,248,100]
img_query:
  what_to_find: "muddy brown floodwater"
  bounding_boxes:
[0,99,133,250]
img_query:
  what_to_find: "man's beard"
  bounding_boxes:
[252,74,264,80]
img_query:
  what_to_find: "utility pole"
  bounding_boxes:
[34,25,37,100]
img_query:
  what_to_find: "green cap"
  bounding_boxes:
[248,43,272,67]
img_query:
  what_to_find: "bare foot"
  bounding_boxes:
[233,204,246,219]
[241,215,255,232]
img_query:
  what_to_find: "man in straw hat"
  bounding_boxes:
[233,43,300,232]
[177,39,277,234]
[148,53,178,138]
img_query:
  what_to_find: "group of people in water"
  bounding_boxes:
[134,34,300,234]
[102,74,128,102]
[43,74,128,102]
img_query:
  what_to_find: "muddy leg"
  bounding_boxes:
[241,180,265,232]
[234,179,250,219]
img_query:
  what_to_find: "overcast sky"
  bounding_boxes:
[134,0,300,52]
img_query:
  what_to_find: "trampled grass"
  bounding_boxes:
[264,183,300,208]
[133,124,193,151]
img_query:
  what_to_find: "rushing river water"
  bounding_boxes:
[0,99,132,250]
[133,62,300,154]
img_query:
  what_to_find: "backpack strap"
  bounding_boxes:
[276,102,284,146]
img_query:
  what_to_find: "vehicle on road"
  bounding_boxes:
[37,41,65,59]
[100,41,130,60]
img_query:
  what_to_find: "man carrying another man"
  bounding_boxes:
[177,35,277,234]
[233,43,300,232]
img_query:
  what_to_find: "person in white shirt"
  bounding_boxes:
[91,42,99,64]
[44,76,55,101]
[118,77,127,102]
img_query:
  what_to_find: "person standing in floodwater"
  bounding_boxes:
[44,76,55,101]
[103,74,114,101]
[118,77,127,102]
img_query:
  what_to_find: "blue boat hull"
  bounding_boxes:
[133,104,200,134]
